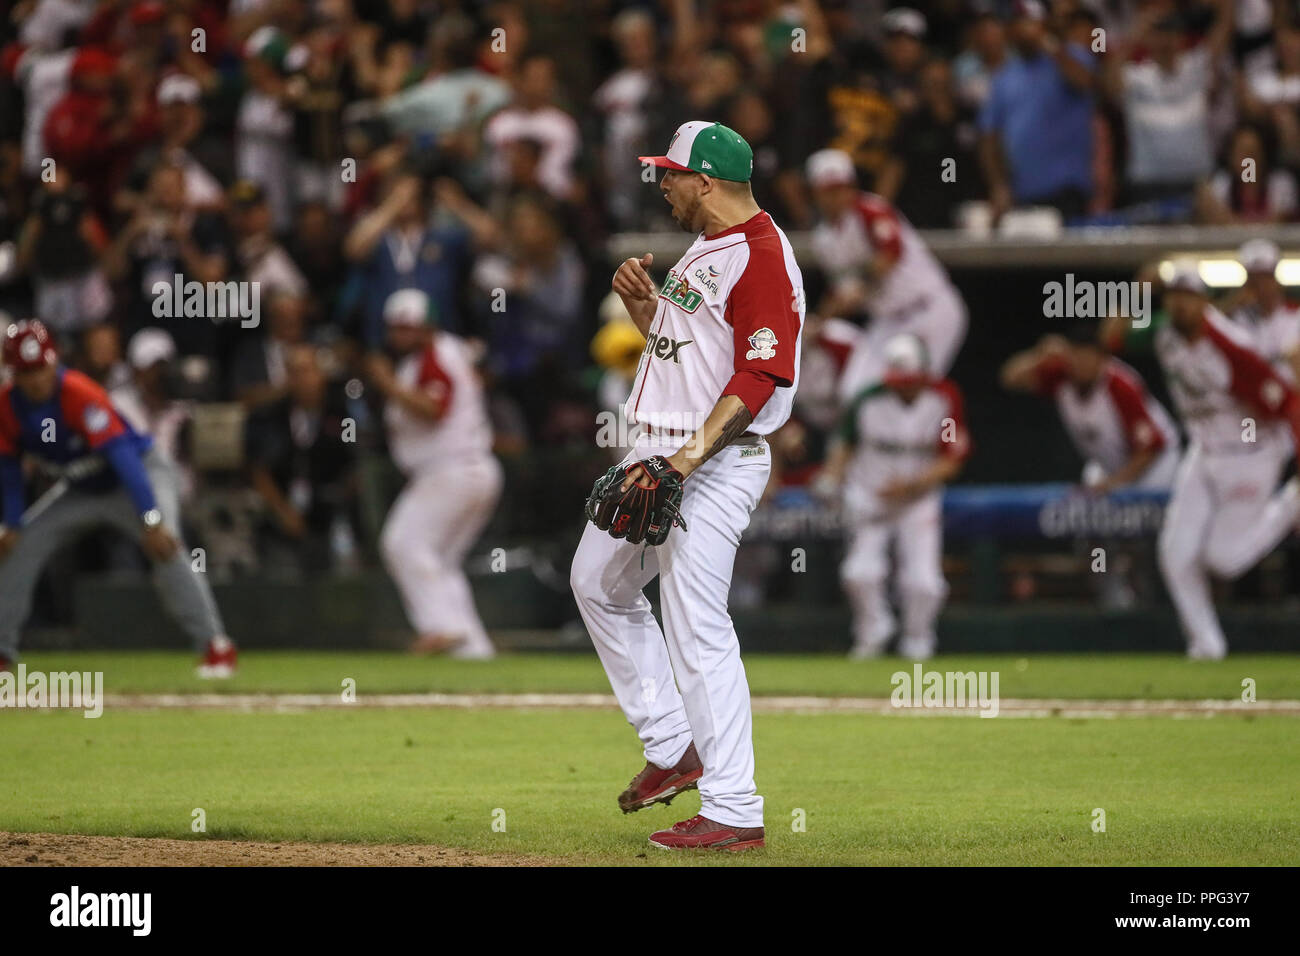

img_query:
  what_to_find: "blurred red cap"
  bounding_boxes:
[71,47,117,80]
[3,320,59,372]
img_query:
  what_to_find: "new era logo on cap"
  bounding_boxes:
[640,121,754,183]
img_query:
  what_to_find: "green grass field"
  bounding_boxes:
[2,652,1298,865]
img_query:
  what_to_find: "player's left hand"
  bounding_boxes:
[585,456,689,546]
[0,528,19,563]
[140,525,180,562]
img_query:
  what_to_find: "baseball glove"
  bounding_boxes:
[584,455,688,546]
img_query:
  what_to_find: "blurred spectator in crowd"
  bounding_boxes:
[1241,26,1300,167]
[16,174,112,334]
[112,326,196,503]
[472,194,584,435]
[101,162,231,354]
[593,8,660,231]
[979,0,1098,221]
[877,58,982,227]
[483,56,581,202]
[228,179,306,298]
[953,10,1008,110]
[231,289,309,409]
[344,172,496,345]
[878,8,931,120]
[75,321,130,391]
[43,45,157,220]
[287,200,346,322]
[244,343,358,575]
[283,13,356,211]
[118,73,230,217]
[379,12,510,139]
[792,0,900,193]
[18,0,97,51]
[236,26,296,233]
[1103,1,1233,206]
[11,42,79,179]
[1197,122,1298,222]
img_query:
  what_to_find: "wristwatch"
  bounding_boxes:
[141,509,163,529]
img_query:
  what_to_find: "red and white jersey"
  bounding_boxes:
[626,210,804,437]
[1155,307,1300,454]
[1030,355,1180,475]
[838,379,971,518]
[1232,301,1300,382]
[810,192,961,321]
[384,332,493,475]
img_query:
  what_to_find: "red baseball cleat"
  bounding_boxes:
[196,636,237,679]
[618,742,702,813]
[648,814,765,851]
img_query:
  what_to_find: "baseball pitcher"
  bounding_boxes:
[0,320,235,676]
[572,122,803,851]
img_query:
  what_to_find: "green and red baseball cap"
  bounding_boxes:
[639,121,754,182]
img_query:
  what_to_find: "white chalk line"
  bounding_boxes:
[67,693,1300,717]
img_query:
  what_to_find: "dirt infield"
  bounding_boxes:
[0,832,547,867]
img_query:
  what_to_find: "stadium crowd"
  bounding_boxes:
[1,0,1299,588]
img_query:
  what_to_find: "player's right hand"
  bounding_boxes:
[612,254,656,302]
[0,528,19,563]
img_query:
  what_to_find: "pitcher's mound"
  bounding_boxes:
[0,831,544,867]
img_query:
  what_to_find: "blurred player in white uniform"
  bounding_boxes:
[1232,239,1300,385]
[818,334,971,659]
[805,149,969,402]
[1000,325,1180,492]
[1141,264,1300,658]
[368,289,502,659]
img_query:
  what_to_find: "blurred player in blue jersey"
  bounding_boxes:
[0,320,235,676]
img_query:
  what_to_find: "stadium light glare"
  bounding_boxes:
[1155,257,1300,287]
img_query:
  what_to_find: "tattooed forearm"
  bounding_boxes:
[669,394,753,477]
[701,405,753,461]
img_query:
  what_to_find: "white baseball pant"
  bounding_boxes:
[840,493,947,659]
[1158,442,1300,656]
[837,295,969,402]
[380,455,503,659]
[570,435,771,829]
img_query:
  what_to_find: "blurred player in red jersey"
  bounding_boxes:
[1123,263,1300,658]
[805,148,969,403]
[367,290,502,659]
[818,334,971,659]
[1001,323,1181,493]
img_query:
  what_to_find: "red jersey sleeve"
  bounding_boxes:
[58,370,128,449]
[1206,321,1300,448]
[933,378,972,461]
[856,194,903,261]
[0,386,18,456]
[1031,354,1070,397]
[722,236,801,417]
[1105,366,1166,454]
[416,344,453,419]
